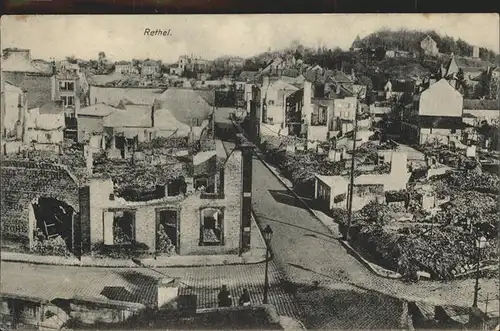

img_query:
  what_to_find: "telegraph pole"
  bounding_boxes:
[345,94,361,242]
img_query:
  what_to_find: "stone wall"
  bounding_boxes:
[86,147,243,255]
[1,161,80,244]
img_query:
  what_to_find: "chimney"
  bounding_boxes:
[84,145,93,175]
[336,84,341,95]
[303,80,313,124]
[262,75,269,89]
[236,133,254,254]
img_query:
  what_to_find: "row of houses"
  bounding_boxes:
[77,86,214,157]
[1,48,88,152]
[237,59,369,143]
[114,60,162,76]
[399,53,499,146]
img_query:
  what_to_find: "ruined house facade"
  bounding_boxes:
[1,139,254,258]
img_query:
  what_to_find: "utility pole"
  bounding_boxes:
[345,94,360,242]
[212,102,216,140]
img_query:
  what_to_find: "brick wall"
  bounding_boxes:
[1,161,80,242]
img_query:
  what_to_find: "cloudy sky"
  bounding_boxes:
[1,14,498,63]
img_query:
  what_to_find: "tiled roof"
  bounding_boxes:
[32,59,54,74]
[90,86,165,106]
[329,70,354,84]
[39,100,64,114]
[463,99,499,110]
[157,88,213,126]
[196,89,216,106]
[104,104,152,127]
[264,79,299,92]
[2,57,44,73]
[153,107,191,134]
[1,260,300,317]
[238,71,258,81]
[78,103,122,117]
[116,61,131,65]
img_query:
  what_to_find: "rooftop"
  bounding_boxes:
[90,85,165,106]
[1,55,44,73]
[463,99,499,111]
[157,88,213,126]
[263,78,299,92]
[78,103,123,117]
[39,100,64,115]
[238,71,258,82]
[153,107,191,134]
[104,104,152,127]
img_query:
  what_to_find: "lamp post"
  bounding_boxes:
[473,236,487,308]
[262,225,273,304]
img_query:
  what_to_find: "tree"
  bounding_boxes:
[356,75,373,92]
[65,56,77,64]
[455,68,470,97]
[98,51,106,62]
[97,51,107,73]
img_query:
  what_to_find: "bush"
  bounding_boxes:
[31,235,71,257]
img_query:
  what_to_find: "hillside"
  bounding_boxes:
[352,28,499,64]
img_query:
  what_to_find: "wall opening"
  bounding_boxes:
[199,207,224,246]
[31,197,76,251]
[103,209,136,245]
[156,208,179,255]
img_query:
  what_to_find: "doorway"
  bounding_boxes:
[155,208,179,254]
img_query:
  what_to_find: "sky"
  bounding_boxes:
[1,14,499,63]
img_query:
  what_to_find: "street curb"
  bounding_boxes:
[252,149,318,219]
[1,214,268,268]
[249,137,404,280]
[0,255,268,268]
[338,240,402,279]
